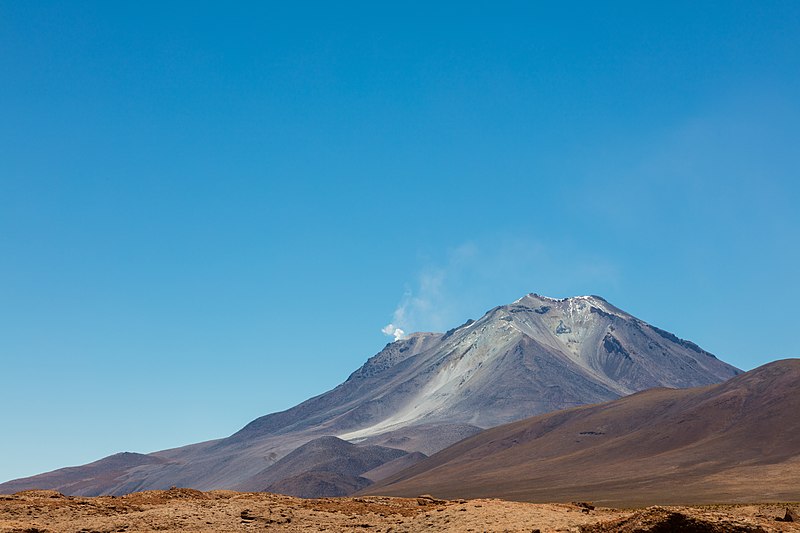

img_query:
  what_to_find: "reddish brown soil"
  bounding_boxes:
[1,489,798,532]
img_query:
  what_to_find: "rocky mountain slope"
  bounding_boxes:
[367,359,800,506]
[237,436,408,496]
[0,294,741,497]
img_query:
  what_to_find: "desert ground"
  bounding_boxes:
[1,488,798,533]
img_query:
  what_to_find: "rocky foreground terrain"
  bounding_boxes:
[1,489,798,533]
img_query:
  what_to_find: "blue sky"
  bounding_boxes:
[1,1,799,482]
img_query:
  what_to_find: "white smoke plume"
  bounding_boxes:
[380,238,617,342]
[381,323,406,342]
[379,255,452,341]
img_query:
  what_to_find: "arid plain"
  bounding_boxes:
[2,488,799,533]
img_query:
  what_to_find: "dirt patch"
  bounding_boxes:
[1,490,798,532]
[581,506,769,532]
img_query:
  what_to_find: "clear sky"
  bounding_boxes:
[1,1,799,483]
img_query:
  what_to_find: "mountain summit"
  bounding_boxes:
[0,294,740,497]
[334,293,736,441]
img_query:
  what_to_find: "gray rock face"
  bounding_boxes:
[0,294,741,496]
[324,294,738,443]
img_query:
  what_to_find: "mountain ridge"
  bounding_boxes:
[0,293,741,497]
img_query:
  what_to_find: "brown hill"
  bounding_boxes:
[366,359,800,506]
[361,451,427,482]
[0,452,167,496]
[234,436,406,496]
[265,470,373,498]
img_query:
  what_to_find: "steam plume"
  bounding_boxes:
[381,323,406,342]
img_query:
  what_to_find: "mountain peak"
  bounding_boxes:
[519,292,601,301]
[0,292,742,498]
[501,293,634,323]
[336,292,739,443]
[511,293,617,311]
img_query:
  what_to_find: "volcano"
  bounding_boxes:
[0,294,740,497]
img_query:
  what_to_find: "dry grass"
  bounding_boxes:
[2,489,799,533]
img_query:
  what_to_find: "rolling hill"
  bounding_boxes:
[366,359,800,506]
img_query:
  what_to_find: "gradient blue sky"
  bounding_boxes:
[2,1,799,482]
